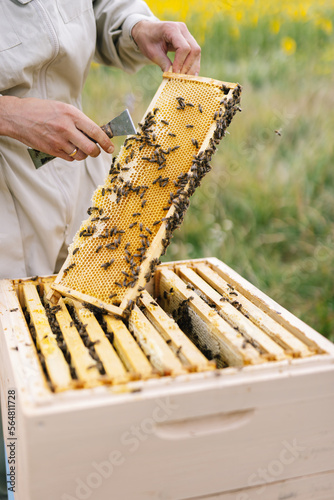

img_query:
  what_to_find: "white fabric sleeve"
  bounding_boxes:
[93,0,160,73]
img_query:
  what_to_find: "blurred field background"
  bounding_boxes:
[83,1,334,341]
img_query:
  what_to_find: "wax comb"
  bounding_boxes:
[47,72,242,316]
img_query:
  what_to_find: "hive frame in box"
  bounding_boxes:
[1,257,334,500]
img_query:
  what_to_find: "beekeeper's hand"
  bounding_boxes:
[0,96,114,161]
[132,20,201,76]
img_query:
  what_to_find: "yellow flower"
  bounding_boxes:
[281,36,297,55]
[270,19,281,34]
[316,18,333,34]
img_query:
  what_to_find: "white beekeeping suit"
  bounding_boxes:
[0,0,157,279]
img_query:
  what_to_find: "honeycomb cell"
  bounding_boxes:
[50,73,242,315]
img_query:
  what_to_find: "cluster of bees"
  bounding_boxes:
[55,81,242,316]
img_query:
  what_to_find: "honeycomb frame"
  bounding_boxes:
[48,72,242,316]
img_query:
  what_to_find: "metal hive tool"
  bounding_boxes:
[47,72,242,316]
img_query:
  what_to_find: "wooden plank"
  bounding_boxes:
[44,285,101,384]
[71,301,129,384]
[176,265,288,361]
[0,279,51,401]
[162,71,238,88]
[22,283,72,391]
[156,268,264,367]
[192,470,334,500]
[139,290,214,371]
[103,313,153,378]
[195,263,313,357]
[47,283,121,314]
[128,305,186,375]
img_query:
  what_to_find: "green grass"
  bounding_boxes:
[82,15,334,340]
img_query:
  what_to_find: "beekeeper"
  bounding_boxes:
[0,0,200,280]
[0,2,200,499]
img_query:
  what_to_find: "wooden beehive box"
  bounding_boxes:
[1,258,334,500]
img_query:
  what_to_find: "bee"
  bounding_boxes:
[160,119,169,125]
[87,206,99,215]
[129,222,137,229]
[125,243,131,249]
[153,108,159,115]
[192,139,199,148]
[153,220,161,226]
[132,212,141,217]
[198,104,203,113]
[275,129,282,136]
[186,102,194,107]
[152,175,162,185]
[105,243,115,250]
[100,216,110,221]
[114,282,123,288]
[50,305,62,313]
[101,260,114,269]
[145,227,152,235]
[72,247,79,255]
[186,124,194,128]
[171,146,180,151]
[87,364,97,371]
[168,132,176,137]
[232,300,242,311]
[64,263,76,273]
[141,199,147,208]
